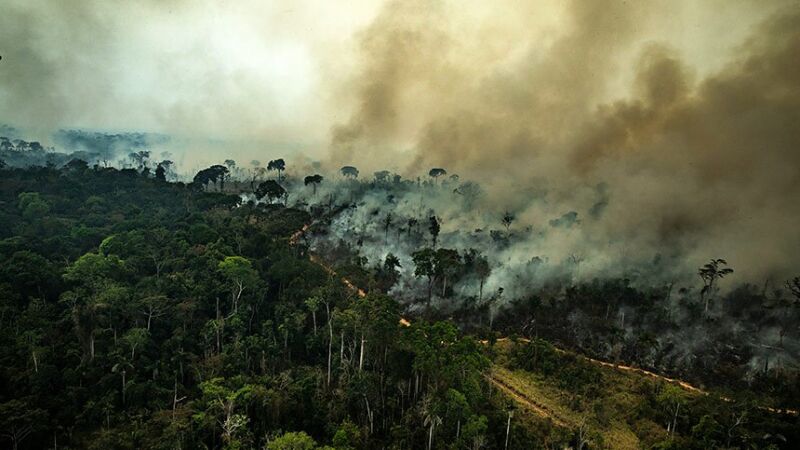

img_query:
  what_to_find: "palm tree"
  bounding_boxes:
[699,259,734,314]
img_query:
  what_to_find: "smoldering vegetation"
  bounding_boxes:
[327,0,800,285]
[4,119,798,396]
[305,0,800,389]
[306,1,800,392]
[270,169,797,393]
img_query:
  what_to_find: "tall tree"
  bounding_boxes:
[218,256,258,314]
[429,216,441,248]
[303,174,323,195]
[436,248,462,298]
[373,170,390,183]
[340,165,359,179]
[428,168,447,181]
[193,165,229,191]
[465,249,491,301]
[267,158,286,181]
[412,248,438,306]
[255,180,287,205]
[698,259,734,314]
[657,384,687,439]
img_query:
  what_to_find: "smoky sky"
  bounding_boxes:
[328,0,800,281]
[0,0,379,146]
[2,0,799,280]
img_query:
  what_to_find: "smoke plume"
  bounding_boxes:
[328,0,800,281]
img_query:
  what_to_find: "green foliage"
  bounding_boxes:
[256,180,287,203]
[0,164,795,450]
[267,431,316,450]
[17,192,50,220]
[331,420,360,449]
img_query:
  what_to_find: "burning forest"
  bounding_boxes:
[1,1,799,449]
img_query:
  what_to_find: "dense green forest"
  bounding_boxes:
[0,161,798,449]
[0,163,497,449]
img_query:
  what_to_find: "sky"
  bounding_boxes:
[2,0,799,280]
[0,1,788,154]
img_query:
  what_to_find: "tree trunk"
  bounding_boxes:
[172,379,178,420]
[364,396,373,435]
[326,303,333,387]
[359,334,366,371]
[121,369,127,404]
[172,378,186,422]
[311,310,317,336]
[504,411,512,450]
[233,281,244,315]
[216,297,222,354]
[427,277,433,306]
[702,279,715,315]
[671,402,679,438]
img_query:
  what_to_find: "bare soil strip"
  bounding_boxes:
[486,372,568,427]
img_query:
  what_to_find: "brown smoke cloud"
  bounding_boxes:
[2,0,797,280]
[328,0,800,280]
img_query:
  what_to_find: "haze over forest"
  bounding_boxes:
[3,0,799,282]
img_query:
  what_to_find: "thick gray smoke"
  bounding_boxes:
[2,0,798,282]
[328,0,800,284]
